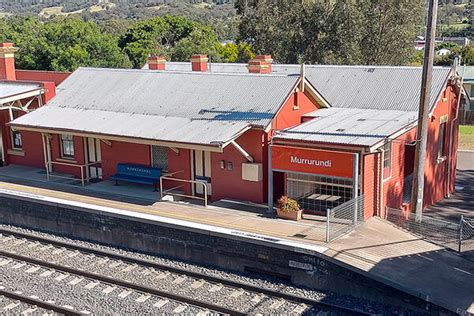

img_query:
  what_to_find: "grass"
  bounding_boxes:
[459,125,474,151]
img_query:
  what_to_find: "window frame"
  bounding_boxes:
[383,141,392,180]
[60,134,75,159]
[437,118,448,162]
[10,129,23,150]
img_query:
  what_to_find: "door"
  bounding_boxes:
[193,150,212,196]
[86,138,102,180]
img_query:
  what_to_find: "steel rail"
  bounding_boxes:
[0,227,370,315]
[0,287,85,316]
[0,249,244,316]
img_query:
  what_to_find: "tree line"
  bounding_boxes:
[0,15,253,71]
[0,1,472,72]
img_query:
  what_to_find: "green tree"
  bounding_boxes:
[236,0,424,65]
[0,16,131,71]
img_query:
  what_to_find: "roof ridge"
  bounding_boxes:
[77,67,296,78]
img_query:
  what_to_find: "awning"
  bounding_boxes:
[9,106,252,152]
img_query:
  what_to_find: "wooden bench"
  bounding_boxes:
[109,163,162,191]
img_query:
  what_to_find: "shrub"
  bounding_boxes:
[277,196,300,213]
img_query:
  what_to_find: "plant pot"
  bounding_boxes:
[276,208,303,221]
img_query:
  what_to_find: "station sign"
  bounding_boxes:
[271,145,355,178]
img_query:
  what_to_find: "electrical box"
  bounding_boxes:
[242,163,263,182]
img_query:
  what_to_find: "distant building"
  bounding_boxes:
[461,66,474,111]
[415,36,471,51]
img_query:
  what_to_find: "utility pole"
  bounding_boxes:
[412,0,439,222]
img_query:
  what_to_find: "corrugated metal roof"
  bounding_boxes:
[0,81,42,101]
[302,65,451,112]
[47,68,298,126]
[144,62,451,112]
[11,106,251,146]
[274,108,418,147]
[10,67,299,146]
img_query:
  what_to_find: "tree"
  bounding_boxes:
[118,16,222,67]
[236,0,424,65]
[0,16,131,71]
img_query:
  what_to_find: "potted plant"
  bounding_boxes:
[276,196,302,221]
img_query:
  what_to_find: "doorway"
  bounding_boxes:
[86,138,102,180]
[192,150,212,196]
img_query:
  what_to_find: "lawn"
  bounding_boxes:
[459,125,474,151]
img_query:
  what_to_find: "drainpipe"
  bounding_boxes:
[447,59,464,198]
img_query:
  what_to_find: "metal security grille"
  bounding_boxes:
[286,172,353,214]
[151,146,168,170]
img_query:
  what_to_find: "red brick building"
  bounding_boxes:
[1,44,462,218]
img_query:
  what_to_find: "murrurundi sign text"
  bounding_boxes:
[272,145,354,178]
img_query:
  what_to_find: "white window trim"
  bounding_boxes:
[382,142,392,181]
[10,129,22,150]
[60,134,75,160]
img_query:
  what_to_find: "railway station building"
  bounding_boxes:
[0,44,463,219]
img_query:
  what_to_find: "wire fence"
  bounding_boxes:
[385,207,474,254]
[326,195,364,242]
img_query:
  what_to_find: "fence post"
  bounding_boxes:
[458,215,464,253]
[326,208,331,243]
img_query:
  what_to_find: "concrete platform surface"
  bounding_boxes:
[0,167,472,313]
[326,218,474,314]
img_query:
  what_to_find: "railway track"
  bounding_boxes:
[0,227,370,315]
[0,287,85,315]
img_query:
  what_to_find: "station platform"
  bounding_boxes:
[0,165,473,314]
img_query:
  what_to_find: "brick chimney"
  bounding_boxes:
[248,55,273,74]
[0,43,19,81]
[191,54,208,72]
[148,55,166,71]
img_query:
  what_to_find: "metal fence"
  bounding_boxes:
[326,195,365,242]
[385,207,473,254]
[459,216,474,253]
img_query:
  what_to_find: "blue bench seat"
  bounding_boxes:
[110,163,162,191]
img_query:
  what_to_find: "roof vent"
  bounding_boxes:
[336,128,345,132]
[367,68,375,73]
[357,118,366,121]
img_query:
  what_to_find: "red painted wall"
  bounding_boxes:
[15,70,70,86]
[270,91,319,133]
[211,129,266,203]
[423,84,459,208]
[165,148,192,195]
[101,140,151,179]
[362,153,379,219]
[49,135,86,177]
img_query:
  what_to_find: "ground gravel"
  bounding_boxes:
[0,224,431,315]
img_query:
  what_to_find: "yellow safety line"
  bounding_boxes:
[0,181,323,245]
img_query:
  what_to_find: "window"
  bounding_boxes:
[383,142,392,179]
[11,130,22,150]
[60,134,74,159]
[438,121,447,160]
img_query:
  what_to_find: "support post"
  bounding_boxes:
[267,144,273,214]
[326,208,331,243]
[458,215,464,253]
[412,0,438,223]
[352,153,359,224]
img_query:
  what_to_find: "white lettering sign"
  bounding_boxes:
[290,156,332,168]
